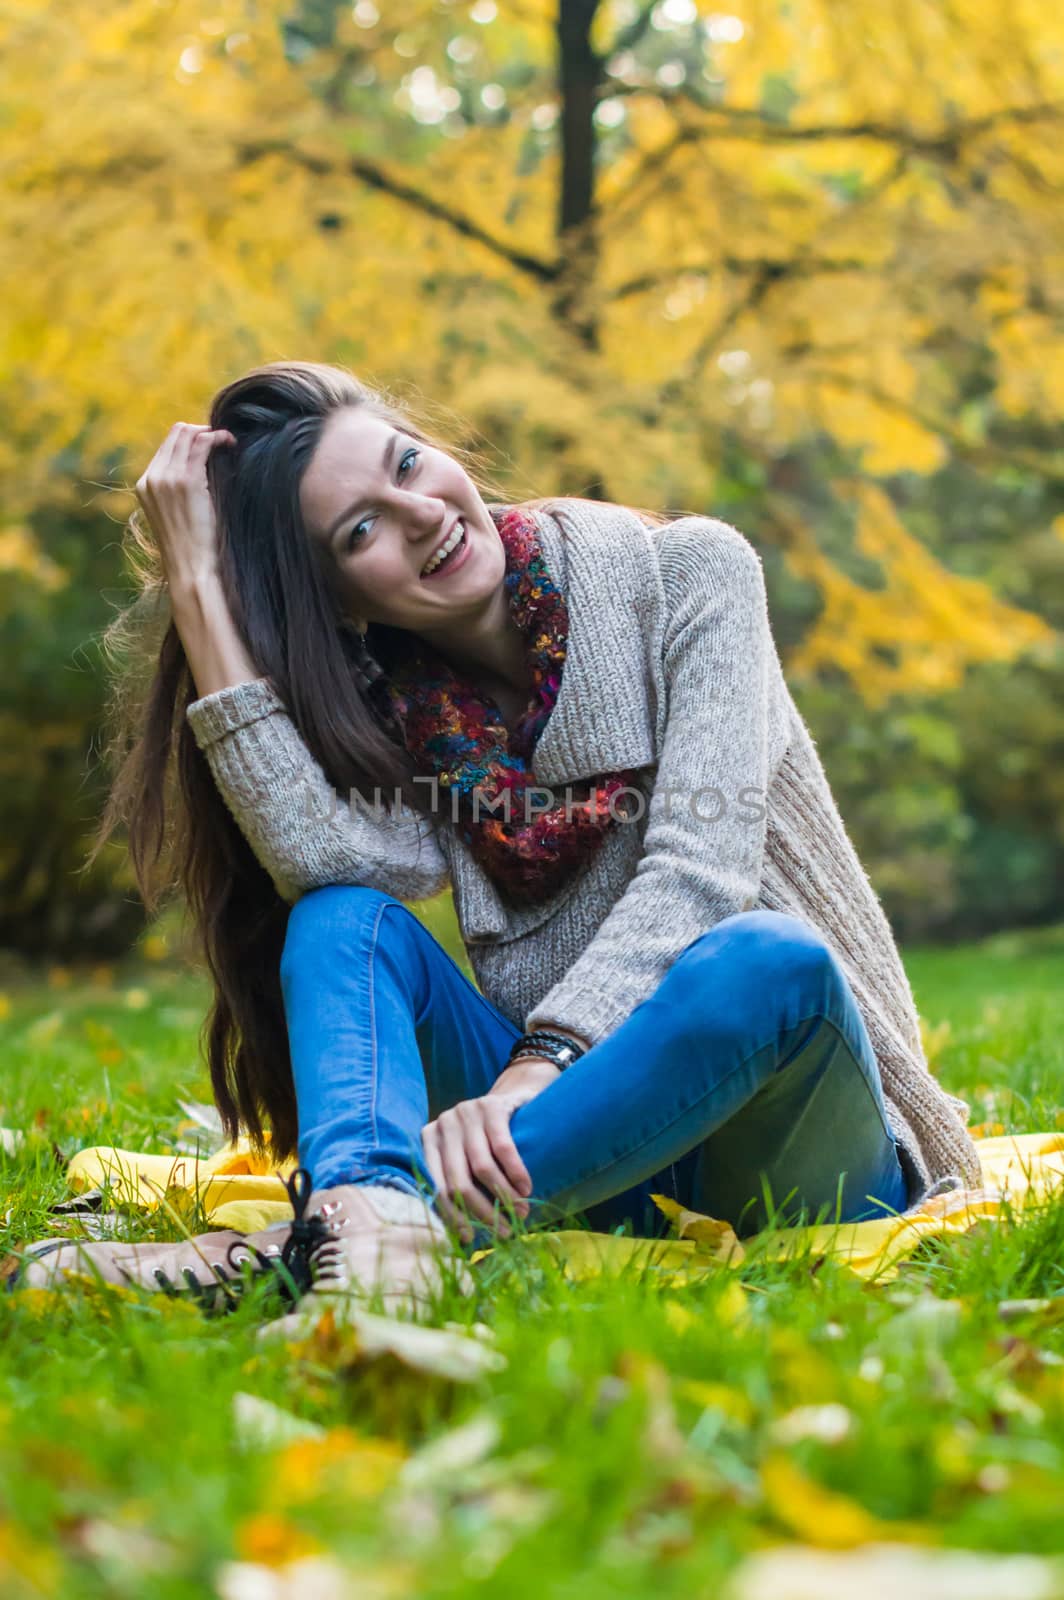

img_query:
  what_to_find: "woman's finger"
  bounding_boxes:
[167,421,207,481]
[139,422,194,498]
[419,1123,457,1229]
[480,1100,533,1202]
[150,421,189,479]
[421,1120,472,1238]
[453,1113,518,1236]
[159,424,230,484]
[419,1120,441,1190]
[189,427,237,453]
[423,1113,521,1240]
[436,1113,504,1236]
[457,1102,525,1208]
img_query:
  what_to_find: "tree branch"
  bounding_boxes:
[234,140,559,285]
[608,1,658,59]
[607,254,869,301]
[596,88,1064,160]
[596,125,700,229]
[657,151,910,397]
[805,369,1064,487]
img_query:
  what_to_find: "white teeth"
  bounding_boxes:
[422,520,464,576]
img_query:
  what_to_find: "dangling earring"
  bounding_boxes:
[346,616,392,712]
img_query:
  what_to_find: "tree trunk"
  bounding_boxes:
[554,0,602,351]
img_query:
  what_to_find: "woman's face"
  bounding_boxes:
[300,406,506,635]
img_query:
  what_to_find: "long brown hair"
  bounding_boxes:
[86,360,668,1160]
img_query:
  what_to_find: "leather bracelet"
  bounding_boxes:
[506,1028,588,1073]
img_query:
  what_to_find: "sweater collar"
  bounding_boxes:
[522,498,665,783]
[448,498,666,940]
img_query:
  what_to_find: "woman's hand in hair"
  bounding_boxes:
[134,422,236,590]
[420,1059,559,1243]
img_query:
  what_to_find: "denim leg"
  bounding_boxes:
[505,909,909,1239]
[281,891,907,1246]
[280,885,520,1200]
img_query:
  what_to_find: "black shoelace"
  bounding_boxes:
[152,1168,333,1315]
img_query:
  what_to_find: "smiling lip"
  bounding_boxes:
[420,519,472,582]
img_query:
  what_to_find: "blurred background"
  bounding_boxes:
[2,0,1062,973]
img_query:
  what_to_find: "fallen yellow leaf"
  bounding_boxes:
[504,1228,735,1288]
[0,1515,62,1592]
[760,1454,927,1548]
[650,1195,746,1263]
[272,1428,406,1505]
[234,1512,319,1568]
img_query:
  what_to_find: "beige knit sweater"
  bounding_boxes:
[185,497,981,1211]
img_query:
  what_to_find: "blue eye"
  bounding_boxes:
[346,447,419,549]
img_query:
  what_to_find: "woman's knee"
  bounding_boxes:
[280,883,410,979]
[669,910,840,1011]
[694,908,834,965]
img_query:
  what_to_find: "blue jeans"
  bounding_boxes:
[279,887,909,1249]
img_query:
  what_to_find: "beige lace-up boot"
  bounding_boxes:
[10,1223,298,1310]
[262,1179,476,1337]
[9,1172,476,1326]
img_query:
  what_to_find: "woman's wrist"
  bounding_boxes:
[168,561,225,597]
[168,572,260,700]
[507,1027,589,1074]
[491,1056,561,1093]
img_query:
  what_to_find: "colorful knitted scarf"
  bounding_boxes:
[371,505,639,906]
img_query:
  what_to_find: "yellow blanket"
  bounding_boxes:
[63,1131,1064,1286]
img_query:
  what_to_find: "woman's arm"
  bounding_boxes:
[135,422,449,907]
[524,517,789,1047]
[137,421,259,700]
[173,576,449,908]
[170,570,260,700]
[185,675,450,907]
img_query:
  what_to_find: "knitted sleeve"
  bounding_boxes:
[185,678,450,906]
[524,516,788,1046]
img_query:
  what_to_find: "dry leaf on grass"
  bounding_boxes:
[71,1517,176,1578]
[234,1512,319,1568]
[508,1228,736,1289]
[724,1543,1064,1600]
[232,1394,326,1451]
[385,1409,556,1572]
[397,1411,501,1490]
[650,1195,747,1263]
[769,1404,854,1446]
[259,1303,507,1383]
[271,1431,406,1506]
[760,1454,929,1548]
[216,1554,414,1600]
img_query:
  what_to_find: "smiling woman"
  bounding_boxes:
[50,358,980,1325]
[297,408,518,692]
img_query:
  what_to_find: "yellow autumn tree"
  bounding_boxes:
[3,0,1061,691]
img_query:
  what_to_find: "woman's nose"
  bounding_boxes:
[405,496,450,540]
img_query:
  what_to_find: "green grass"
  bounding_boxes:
[1,917,1063,1598]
